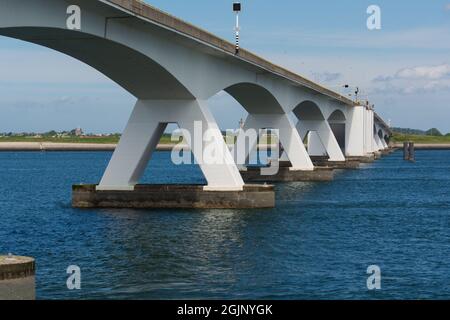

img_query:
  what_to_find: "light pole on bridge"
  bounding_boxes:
[233,2,241,54]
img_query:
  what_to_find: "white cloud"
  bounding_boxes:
[372,63,450,94]
[395,64,450,80]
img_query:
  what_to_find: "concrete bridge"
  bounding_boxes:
[0,0,393,208]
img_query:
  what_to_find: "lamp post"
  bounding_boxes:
[342,84,363,103]
[233,2,241,54]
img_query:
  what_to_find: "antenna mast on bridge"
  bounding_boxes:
[233,2,241,54]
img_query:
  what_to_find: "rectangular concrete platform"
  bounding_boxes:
[240,166,334,182]
[346,155,376,163]
[277,159,360,170]
[313,159,359,169]
[72,184,275,209]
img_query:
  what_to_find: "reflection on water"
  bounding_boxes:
[0,151,449,299]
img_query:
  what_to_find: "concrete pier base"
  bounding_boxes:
[373,151,382,160]
[346,154,375,163]
[277,159,359,170]
[72,184,275,209]
[240,166,334,182]
[310,156,360,169]
[316,160,360,169]
[0,256,35,300]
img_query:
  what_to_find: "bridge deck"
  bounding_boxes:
[104,0,355,106]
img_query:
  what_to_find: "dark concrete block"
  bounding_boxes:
[309,156,330,162]
[72,184,275,209]
[240,166,334,182]
[277,159,359,170]
[314,160,360,169]
[346,155,375,163]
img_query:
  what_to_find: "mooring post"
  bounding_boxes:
[403,142,409,160]
[0,255,35,300]
[408,142,415,162]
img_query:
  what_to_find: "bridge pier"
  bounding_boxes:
[232,113,333,182]
[310,156,360,169]
[374,132,384,152]
[297,120,346,162]
[274,158,359,170]
[240,166,334,182]
[345,105,366,157]
[381,137,389,150]
[73,184,274,209]
[98,99,245,191]
[347,155,376,163]
[233,113,314,171]
[73,99,274,209]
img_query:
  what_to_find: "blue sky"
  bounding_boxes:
[1,0,450,133]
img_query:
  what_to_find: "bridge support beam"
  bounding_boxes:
[367,109,377,154]
[98,99,245,191]
[73,99,275,208]
[381,137,388,149]
[345,105,365,157]
[233,113,314,171]
[307,131,327,157]
[374,134,384,152]
[232,113,334,182]
[297,120,346,162]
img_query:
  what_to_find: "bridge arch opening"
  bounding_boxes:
[0,27,194,100]
[0,31,145,134]
[328,110,346,122]
[372,125,383,150]
[328,110,346,152]
[292,100,325,121]
[208,82,287,165]
[291,100,328,157]
[206,82,286,130]
[378,129,384,140]
[224,83,285,115]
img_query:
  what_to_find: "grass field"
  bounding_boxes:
[2,133,448,145]
[0,133,276,145]
[391,133,450,144]
[0,134,178,144]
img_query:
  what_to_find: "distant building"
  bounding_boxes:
[239,118,245,129]
[74,127,83,136]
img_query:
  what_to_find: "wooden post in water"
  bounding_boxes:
[403,142,409,160]
[408,142,415,162]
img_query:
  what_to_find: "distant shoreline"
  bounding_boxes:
[0,142,175,152]
[0,142,278,152]
[0,142,449,152]
[393,143,450,150]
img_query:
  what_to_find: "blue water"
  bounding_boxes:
[0,150,449,299]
